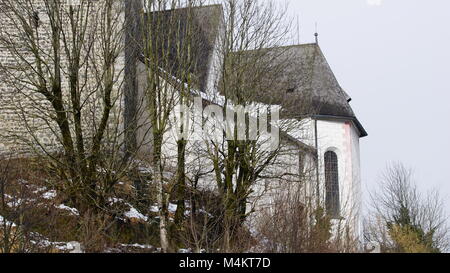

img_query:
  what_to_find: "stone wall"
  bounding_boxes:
[0,0,133,157]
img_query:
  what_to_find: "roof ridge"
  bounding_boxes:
[232,43,318,55]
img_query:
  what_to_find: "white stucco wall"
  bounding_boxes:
[315,118,362,240]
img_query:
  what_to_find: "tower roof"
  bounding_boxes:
[232,43,367,137]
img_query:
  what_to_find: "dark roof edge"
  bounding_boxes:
[312,115,368,138]
[145,4,223,14]
[280,130,317,155]
[232,42,317,55]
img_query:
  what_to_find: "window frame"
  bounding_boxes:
[324,150,340,219]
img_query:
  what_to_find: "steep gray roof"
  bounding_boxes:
[141,5,222,91]
[233,43,367,137]
[298,44,355,117]
[245,44,355,117]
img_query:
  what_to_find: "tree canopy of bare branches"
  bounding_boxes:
[365,163,449,253]
[0,0,132,213]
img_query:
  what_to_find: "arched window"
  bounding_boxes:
[325,151,340,218]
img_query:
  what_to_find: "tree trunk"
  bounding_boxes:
[154,135,170,253]
[174,140,187,226]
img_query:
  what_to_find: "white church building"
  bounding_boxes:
[0,1,367,244]
[126,4,368,241]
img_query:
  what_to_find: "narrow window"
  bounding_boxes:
[325,151,340,218]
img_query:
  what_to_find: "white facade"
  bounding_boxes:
[314,118,363,239]
[131,6,366,235]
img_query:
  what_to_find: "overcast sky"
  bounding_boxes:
[280,0,450,211]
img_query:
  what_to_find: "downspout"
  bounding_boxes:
[310,44,320,208]
[314,118,320,208]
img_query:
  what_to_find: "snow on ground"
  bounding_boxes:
[33,186,48,194]
[149,203,180,214]
[29,232,82,252]
[182,202,214,218]
[3,193,37,208]
[51,241,82,252]
[108,197,125,205]
[168,203,177,213]
[124,207,148,222]
[6,198,23,208]
[0,219,82,252]
[108,198,151,223]
[105,243,159,253]
[0,215,16,227]
[119,243,154,249]
[150,205,159,213]
[42,190,57,200]
[56,204,80,216]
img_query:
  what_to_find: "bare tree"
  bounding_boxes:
[365,163,449,253]
[139,0,206,252]
[0,156,66,253]
[0,0,133,215]
[250,160,361,253]
[0,0,364,254]
[194,0,308,252]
